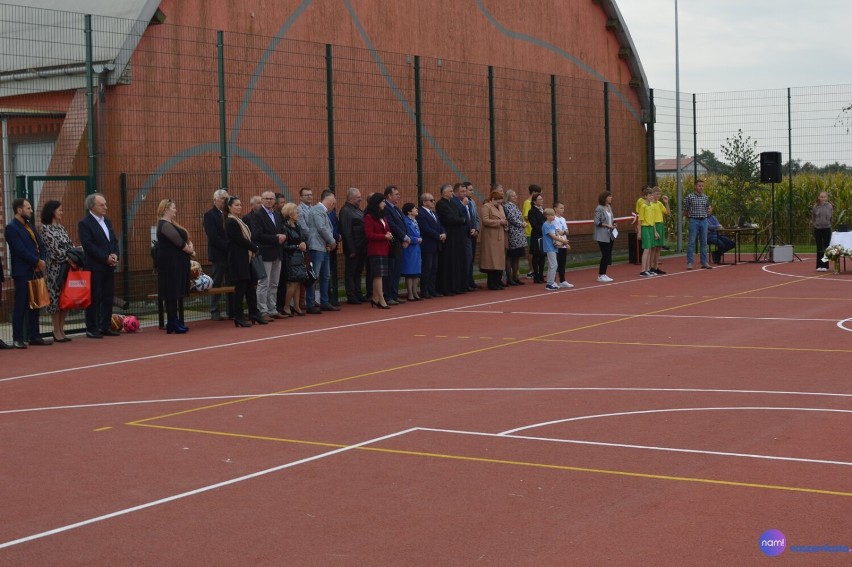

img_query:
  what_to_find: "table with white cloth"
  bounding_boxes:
[828,232,852,271]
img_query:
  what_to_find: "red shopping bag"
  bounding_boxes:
[59,269,92,310]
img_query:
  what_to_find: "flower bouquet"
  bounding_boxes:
[822,244,849,274]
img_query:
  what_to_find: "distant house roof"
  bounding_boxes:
[655,157,705,172]
[0,0,162,96]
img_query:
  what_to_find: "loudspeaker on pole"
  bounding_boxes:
[760,151,782,183]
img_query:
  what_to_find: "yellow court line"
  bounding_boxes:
[126,275,810,427]
[125,422,852,498]
[535,338,852,354]
[359,446,852,498]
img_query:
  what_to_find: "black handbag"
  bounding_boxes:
[250,254,267,280]
[304,253,317,286]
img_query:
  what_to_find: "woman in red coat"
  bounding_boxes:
[363,193,393,309]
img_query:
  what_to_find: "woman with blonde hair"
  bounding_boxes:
[281,202,308,316]
[156,199,195,333]
[479,190,508,290]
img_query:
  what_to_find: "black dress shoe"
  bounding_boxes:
[210,314,224,321]
[320,303,340,311]
[0,340,13,350]
[101,329,121,337]
[13,341,27,349]
[86,331,104,339]
[307,306,322,314]
[432,292,444,297]
[347,298,362,305]
[28,337,51,346]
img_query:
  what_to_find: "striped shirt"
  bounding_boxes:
[683,192,710,218]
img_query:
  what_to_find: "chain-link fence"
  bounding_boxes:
[3,4,850,341]
[651,85,852,249]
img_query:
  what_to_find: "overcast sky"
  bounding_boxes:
[616,0,852,94]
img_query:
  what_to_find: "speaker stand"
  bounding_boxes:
[757,182,802,262]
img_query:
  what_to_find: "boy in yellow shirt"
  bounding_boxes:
[637,187,657,277]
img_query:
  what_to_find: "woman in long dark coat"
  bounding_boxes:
[281,202,308,316]
[527,193,546,283]
[224,196,265,327]
[156,199,195,333]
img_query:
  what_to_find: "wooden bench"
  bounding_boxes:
[149,286,235,328]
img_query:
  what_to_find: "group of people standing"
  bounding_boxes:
[0,193,122,349]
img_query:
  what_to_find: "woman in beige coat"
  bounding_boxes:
[479,190,509,290]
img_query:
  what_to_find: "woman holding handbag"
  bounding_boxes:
[281,202,308,316]
[5,198,50,348]
[156,199,195,334]
[40,200,78,342]
[224,196,266,327]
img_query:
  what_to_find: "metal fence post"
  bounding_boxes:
[787,87,794,243]
[414,56,424,197]
[217,31,228,191]
[692,93,698,181]
[647,88,656,187]
[604,82,611,193]
[326,44,336,194]
[120,172,130,303]
[85,15,96,193]
[550,75,559,203]
[488,66,496,186]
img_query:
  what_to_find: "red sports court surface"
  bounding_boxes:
[1,257,850,565]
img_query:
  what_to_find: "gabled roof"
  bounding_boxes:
[655,157,707,171]
[0,0,162,96]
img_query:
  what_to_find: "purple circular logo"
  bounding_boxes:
[759,529,787,557]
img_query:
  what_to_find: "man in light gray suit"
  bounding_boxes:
[306,189,340,313]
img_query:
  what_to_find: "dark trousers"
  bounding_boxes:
[814,227,831,269]
[384,251,402,301]
[344,251,365,299]
[12,276,41,341]
[467,237,477,287]
[231,278,259,320]
[556,248,568,282]
[86,269,114,333]
[420,251,439,296]
[598,240,613,275]
[531,253,545,282]
[209,260,230,317]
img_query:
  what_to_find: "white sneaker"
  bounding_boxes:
[598,275,613,282]
[558,281,570,288]
[817,267,828,272]
[545,283,559,291]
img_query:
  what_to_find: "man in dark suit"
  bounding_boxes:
[416,192,445,299]
[203,188,230,320]
[382,185,410,305]
[339,186,367,304]
[78,192,120,338]
[436,183,467,295]
[462,181,481,290]
[5,198,51,348]
[250,190,287,320]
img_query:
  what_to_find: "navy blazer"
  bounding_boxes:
[203,206,229,263]
[250,207,285,262]
[417,207,444,255]
[5,218,46,277]
[78,212,119,272]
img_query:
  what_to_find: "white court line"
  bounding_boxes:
[0,269,707,385]
[762,262,852,282]
[3,387,852,415]
[500,406,852,435]
[416,425,852,467]
[453,310,839,323]
[0,427,418,550]
[837,318,852,333]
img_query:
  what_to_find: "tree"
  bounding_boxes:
[713,129,763,222]
[696,149,726,175]
[784,159,801,176]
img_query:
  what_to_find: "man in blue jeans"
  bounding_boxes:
[305,190,340,313]
[683,179,712,270]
